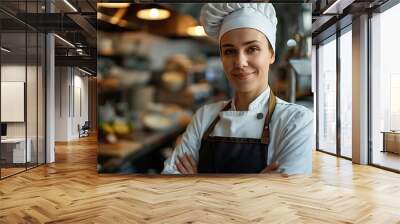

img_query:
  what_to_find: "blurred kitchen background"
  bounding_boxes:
[97,3,312,173]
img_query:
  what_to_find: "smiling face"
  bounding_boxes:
[220,28,275,94]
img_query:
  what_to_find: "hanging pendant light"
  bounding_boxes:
[137,8,170,20]
[97,3,130,8]
[187,25,206,37]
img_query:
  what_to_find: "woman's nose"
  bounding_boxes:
[234,52,248,68]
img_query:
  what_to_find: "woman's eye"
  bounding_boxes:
[223,49,235,55]
[247,47,259,53]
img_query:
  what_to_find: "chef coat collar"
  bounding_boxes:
[231,85,270,111]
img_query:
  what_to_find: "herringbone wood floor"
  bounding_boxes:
[1,135,400,223]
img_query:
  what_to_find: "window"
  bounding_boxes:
[371,2,400,171]
[339,28,352,158]
[317,37,337,154]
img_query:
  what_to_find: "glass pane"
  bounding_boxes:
[371,4,400,171]
[38,33,45,165]
[1,1,46,178]
[27,31,38,169]
[340,29,352,158]
[317,37,337,154]
[1,30,27,177]
[312,45,317,150]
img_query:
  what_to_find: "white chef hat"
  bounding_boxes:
[200,3,278,53]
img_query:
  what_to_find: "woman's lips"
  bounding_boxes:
[234,72,255,80]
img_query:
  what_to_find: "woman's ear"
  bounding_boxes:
[270,51,275,64]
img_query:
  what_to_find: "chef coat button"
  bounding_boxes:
[257,113,263,119]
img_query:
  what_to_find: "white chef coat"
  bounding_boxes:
[162,86,314,175]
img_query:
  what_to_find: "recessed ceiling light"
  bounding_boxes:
[78,67,92,76]
[137,8,170,20]
[54,34,75,48]
[63,0,78,12]
[322,0,352,15]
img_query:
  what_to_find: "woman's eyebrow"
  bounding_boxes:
[221,43,234,48]
[242,40,260,45]
[221,40,260,48]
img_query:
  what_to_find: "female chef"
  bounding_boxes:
[162,3,313,175]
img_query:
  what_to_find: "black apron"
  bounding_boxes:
[197,90,277,173]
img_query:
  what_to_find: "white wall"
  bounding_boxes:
[55,66,69,141]
[71,72,89,139]
[55,67,89,141]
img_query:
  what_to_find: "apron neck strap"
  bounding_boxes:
[261,90,277,144]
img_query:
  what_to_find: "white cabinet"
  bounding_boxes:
[1,138,32,163]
